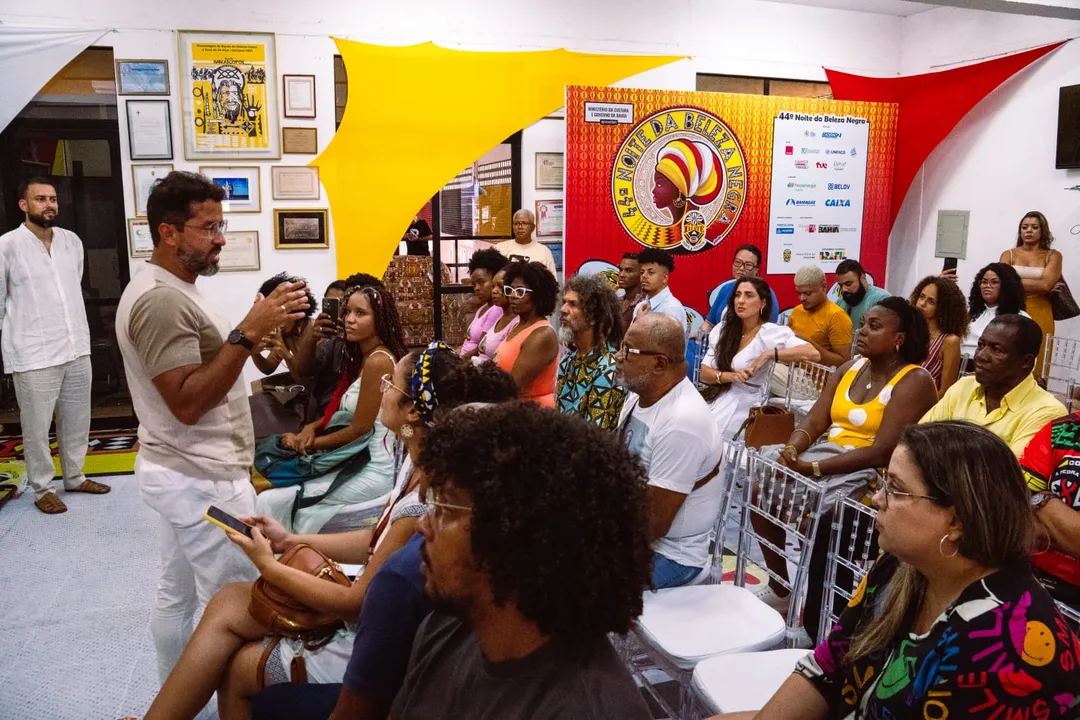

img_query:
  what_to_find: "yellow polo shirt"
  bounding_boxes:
[919,374,1067,456]
[788,300,852,355]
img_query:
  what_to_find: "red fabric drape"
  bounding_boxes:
[826,42,1066,229]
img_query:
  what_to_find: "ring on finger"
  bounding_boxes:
[280,304,287,313]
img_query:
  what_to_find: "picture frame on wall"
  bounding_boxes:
[199,166,262,213]
[219,230,261,271]
[274,209,328,249]
[535,152,564,190]
[271,165,320,200]
[177,30,280,160]
[283,74,316,119]
[282,127,318,154]
[126,100,173,160]
[127,218,154,258]
[132,163,173,217]
[115,59,170,95]
[535,199,563,237]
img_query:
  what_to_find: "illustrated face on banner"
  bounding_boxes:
[612,108,747,253]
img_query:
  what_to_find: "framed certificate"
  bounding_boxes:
[127,218,154,258]
[115,59,170,95]
[199,166,261,213]
[126,100,173,160]
[283,74,316,119]
[535,152,564,190]
[274,209,328,249]
[282,126,318,154]
[535,199,564,237]
[220,230,261,271]
[131,163,173,217]
[271,166,320,200]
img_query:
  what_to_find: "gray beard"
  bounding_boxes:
[557,325,574,346]
[178,246,220,277]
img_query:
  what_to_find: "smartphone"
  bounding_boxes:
[204,505,253,537]
[322,296,341,321]
[942,257,958,273]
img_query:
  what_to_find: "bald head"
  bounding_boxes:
[635,313,686,362]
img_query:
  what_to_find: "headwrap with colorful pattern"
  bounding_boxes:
[410,341,453,425]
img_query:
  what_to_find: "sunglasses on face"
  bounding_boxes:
[503,286,534,299]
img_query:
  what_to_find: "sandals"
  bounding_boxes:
[34,492,67,514]
[67,479,111,495]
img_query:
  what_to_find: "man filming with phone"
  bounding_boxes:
[116,170,311,684]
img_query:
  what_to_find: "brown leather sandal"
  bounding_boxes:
[67,479,111,495]
[34,491,68,514]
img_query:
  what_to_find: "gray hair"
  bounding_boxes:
[794,265,826,286]
[513,208,536,224]
[636,313,686,363]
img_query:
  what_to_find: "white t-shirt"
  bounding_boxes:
[619,377,723,568]
[961,306,1031,357]
[495,239,557,277]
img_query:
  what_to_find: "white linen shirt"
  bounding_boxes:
[0,224,90,373]
[634,285,689,338]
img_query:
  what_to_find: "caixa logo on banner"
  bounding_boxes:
[825,198,851,207]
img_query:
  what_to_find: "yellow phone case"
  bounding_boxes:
[203,506,252,536]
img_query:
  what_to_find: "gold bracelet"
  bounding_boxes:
[792,428,813,447]
[812,461,822,478]
[781,445,797,455]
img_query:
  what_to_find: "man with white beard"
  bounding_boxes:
[554,274,626,430]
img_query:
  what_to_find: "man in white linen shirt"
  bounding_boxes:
[615,313,723,588]
[0,177,109,514]
[632,247,688,338]
[116,170,310,681]
[495,209,558,277]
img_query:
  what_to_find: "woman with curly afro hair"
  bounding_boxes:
[910,276,970,398]
[394,402,654,719]
[495,260,561,406]
[962,262,1029,360]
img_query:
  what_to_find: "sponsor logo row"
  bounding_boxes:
[784,198,852,207]
[774,223,856,234]
[794,160,848,170]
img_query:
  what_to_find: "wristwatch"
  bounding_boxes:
[227,328,255,351]
[1031,492,1051,511]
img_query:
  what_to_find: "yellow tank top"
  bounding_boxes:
[827,358,920,449]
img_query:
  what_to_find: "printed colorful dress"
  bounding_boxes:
[797,553,1080,719]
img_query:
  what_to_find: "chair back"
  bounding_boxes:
[778,308,793,327]
[700,438,749,584]
[817,495,878,642]
[785,359,832,419]
[1057,600,1080,632]
[736,449,828,642]
[692,332,711,388]
[958,353,972,380]
[1042,334,1079,411]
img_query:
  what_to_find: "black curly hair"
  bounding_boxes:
[968,262,1026,320]
[501,260,559,317]
[417,402,652,642]
[875,296,930,366]
[637,247,675,272]
[258,271,317,322]
[397,347,519,424]
[467,247,509,277]
[910,276,970,339]
[563,274,624,349]
[343,272,384,290]
[331,286,409,408]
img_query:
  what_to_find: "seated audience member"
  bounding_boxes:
[495,260,560,407]
[699,277,819,438]
[496,208,558,276]
[460,247,508,360]
[473,267,517,365]
[962,262,1029,361]
[254,286,407,533]
[766,298,937,615]
[921,314,1066,457]
[390,403,653,719]
[834,258,890,332]
[618,252,645,331]
[787,265,852,368]
[910,275,969,398]
[302,280,350,413]
[633,247,688,337]
[699,244,780,339]
[556,274,627,429]
[250,272,319,377]
[1021,411,1080,606]
[616,313,723,588]
[145,350,520,720]
[725,422,1080,720]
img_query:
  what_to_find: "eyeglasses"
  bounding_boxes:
[979,279,1001,287]
[380,373,412,399]
[423,491,472,529]
[503,285,534,299]
[176,220,228,238]
[732,259,758,271]
[881,476,942,509]
[618,342,669,360]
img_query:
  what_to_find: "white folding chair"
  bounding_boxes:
[778,308,793,327]
[692,332,711,388]
[626,449,827,719]
[817,495,878,642]
[1042,334,1079,411]
[784,359,832,422]
[1058,600,1080,632]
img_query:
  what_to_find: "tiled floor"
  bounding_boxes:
[0,475,170,719]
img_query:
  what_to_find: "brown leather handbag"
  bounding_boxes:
[735,406,795,450]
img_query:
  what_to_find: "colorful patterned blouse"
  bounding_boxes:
[797,554,1080,719]
[555,344,626,430]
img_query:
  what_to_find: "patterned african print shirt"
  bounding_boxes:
[798,553,1080,719]
[556,344,626,431]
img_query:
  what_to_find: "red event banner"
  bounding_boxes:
[564,85,898,313]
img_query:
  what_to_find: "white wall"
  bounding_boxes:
[888,7,1080,343]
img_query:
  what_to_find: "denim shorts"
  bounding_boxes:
[652,552,703,589]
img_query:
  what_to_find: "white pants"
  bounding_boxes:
[12,355,92,499]
[135,455,259,684]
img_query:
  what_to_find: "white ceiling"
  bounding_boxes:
[763,0,935,15]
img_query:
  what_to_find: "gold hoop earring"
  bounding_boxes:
[399,424,414,440]
[938,534,959,558]
[673,196,686,209]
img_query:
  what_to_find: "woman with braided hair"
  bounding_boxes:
[146,343,520,720]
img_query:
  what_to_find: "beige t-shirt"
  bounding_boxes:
[495,239,558,277]
[116,263,254,481]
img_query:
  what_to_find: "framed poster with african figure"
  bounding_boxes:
[177,30,280,160]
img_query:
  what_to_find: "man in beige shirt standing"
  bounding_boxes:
[116,170,309,682]
[496,209,558,277]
